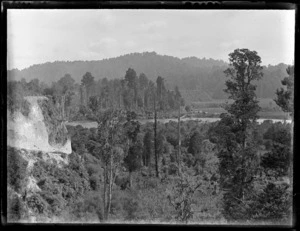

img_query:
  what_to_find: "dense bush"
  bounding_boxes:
[86,163,100,176]
[67,191,103,222]
[7,147,28,193]
[261,123,292,177]
[251,182,292,223]
[30,152,90,218]
[38,98,69,146]
[123,196,140,221]
[27,194,48,214]
[7,192,28,222]
[7,81,31,117]
[10,116,289,223]
[7,60,293,224]
[89,174,101,191]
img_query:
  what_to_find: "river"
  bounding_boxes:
[66,117,292,129]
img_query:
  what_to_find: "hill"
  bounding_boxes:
[7,52,289,101]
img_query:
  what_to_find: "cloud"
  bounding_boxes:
[88,37,118,50]
[124,40,136,49]
[219,40,242,50]
[99,11,116,26]
[139,21,167,32]
[7,10,295,69]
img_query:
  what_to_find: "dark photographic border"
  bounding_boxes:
[1,1,298,229]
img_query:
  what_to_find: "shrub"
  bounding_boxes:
[83,152,100,164]
[251,182,292,223]
[7,147,28,193]
[89,174,101,191]
[123,197,139,221]
[261,124,292,177]
[136,186,173,222]
[86,164,100,176]
[168,162,179,176]
[7,194,28,221]
[114,175,130,190]
[30,152,91,218]
[7,81,30,117]
[69,192,103,222]
[38,191,65,215]
[27,194,48,214]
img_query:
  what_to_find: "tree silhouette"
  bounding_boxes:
[218,48,263,221]
[275,65,294,118]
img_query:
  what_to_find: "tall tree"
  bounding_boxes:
[124,68,138,110]
[218,48,263,221]
[95,109,127,220]
[81,72,95,87]
[143,131,153,167]
[100,78,110,109]
[27,78,41,95]
[112,79,123,109]
[88,95,100,114]
[145,80,156,111]
[81,72,95,102]
[57,73,75,94]
[123,111,141,187]
[124,141,143,188]
[175,86,184,107]
[274,65,294,119]
[156,76,167,111]
[80,85,87,106]
[175,85,183,176]
[188,131,203,156]
[224,49,263,146]
[56,74,75,119]
[153,92,159,178]
[139,73,149,110]
[156,130,166,165]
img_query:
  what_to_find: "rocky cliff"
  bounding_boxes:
[7,96,90,223]
[7,96,71,154]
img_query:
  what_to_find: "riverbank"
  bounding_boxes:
[66,117,292,129]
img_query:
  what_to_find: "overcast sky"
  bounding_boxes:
[7,9,295,70]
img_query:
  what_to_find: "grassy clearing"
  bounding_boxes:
[190,98,287,120]
[258,111,288,120]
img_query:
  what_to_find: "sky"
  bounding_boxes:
[7,9,295,70]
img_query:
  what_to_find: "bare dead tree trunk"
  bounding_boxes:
[112,166,118,189]
[242,124,247,201]
[154,94,159,178]
[136,95,138,111]
[85,86,88,107]
[142,90,145,111]
[80,86,83,106]
[61,94,65,120]
[107,152,113,220]
[178,103,182,176]
[129,171,133,188]
[103,163,107,220]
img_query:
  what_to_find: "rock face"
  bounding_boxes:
[7,96,72,154]
[5,95,97,223]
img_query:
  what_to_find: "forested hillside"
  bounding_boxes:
[7,52,288,101]
[7,48,293,224]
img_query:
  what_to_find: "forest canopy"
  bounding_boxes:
[7,49,293,225]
